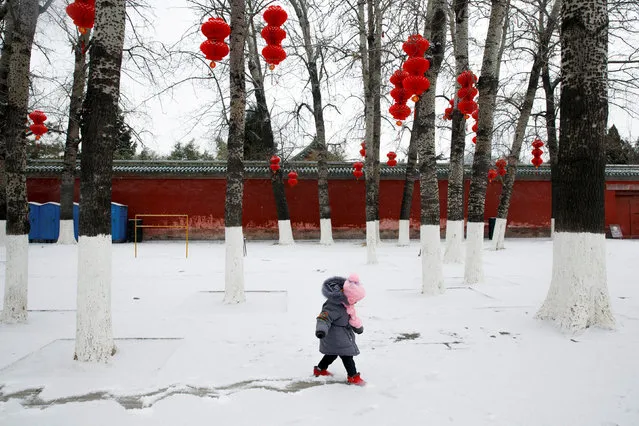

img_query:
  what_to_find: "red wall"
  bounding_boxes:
[25,176,624,239]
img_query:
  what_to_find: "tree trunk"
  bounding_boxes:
[397,117,419,246]
[59,31,90,245]
[224,0,247,304]
[443,0,469,263]
[464,0,508,285]
[1,0,38,324]
[289,0,333,245]
[542,62,559,236]
[74,0,126,361]
[536,0,614,333]
[492,0,560,250]
[416,0,447,295]
[364,0,382,263]
[245,18,292,245]
[0,11,14,246]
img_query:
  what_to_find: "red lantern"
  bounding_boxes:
[262,44,287,69]
[29,110,47,123]
[66,0,95,34]
[457,99,476,115]
[531,157,543,168]
[29,123,48,140]
[287,170,298,186]
[402,34,429,57]
[261,25,286,45]
[386,151,397,167]
[402,57,430,76]
[402,75,430,99]
[389,103,411,126]
[472,136,477,144]
[390,87,410,104]
[496,158,507,177]
[200,40,230,65]
[390,70,408,87]
[264,5,288,26]
[471,109,479,120]
[269,155,281,172]
[531,138,544,168]
[457,70,477,87]
[201,17,230,41]
[353,161,364,179]
[443,107,453,120]
[472,122,478,133]
[487,169,498,183]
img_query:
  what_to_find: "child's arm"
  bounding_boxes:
[315,310,332,338]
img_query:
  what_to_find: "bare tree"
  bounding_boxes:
[491,0,560,249]
[75,0,126,362]
[288,0,334,245]
[1,0,40,323]
[0,6,14,247]
[464,0,509,284]
[443,0,470,263]
[224,0,247,304]
[536,0,614,333]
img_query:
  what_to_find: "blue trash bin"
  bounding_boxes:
[111,202,128,243]
[73,202,79,241]
[40,202,61,242]
[28,202,42,242]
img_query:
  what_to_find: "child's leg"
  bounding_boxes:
[339,356,357,377]
[317,355,338,370]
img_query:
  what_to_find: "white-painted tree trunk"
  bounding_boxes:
[366,220,378,264]
[224,226,245,304]
[536,232,614,333]
[57,220,77,244]
[464,222,484,284]
[551,218,555,238]
[75,235,114,362]
[319,218,334,245]
[1,235,28,323]
[375,219,381,243]
[490,218,506,250]
[443,220,464,264]
[421,225,444,295]
[0,220,6,246]
[277,220,294,245]
[398,219,410,246]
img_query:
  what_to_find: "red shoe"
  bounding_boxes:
[313,366,333,377]
[347,373,366,386]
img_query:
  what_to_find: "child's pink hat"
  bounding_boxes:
[343,273,365,304]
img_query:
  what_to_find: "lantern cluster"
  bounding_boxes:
[470,109,479,144]
[531,138,544,168]
[261,5,288,70]
[443,97,454,120]
[200,17,231,69]
[389,70,411,126]
[401,35,430,103]
[359,141,366,157]
[386,151,397,167]
[269,155,281,173]
[495,158,507,177]
[487,168,498,183]
[456,70,478,115]
[353,161,364,180]
[288,170,298,186]
[66,0,95,34]
[28,110,48,140]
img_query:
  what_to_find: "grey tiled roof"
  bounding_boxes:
[25,160,639,180]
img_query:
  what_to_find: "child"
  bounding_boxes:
[314,273,366,385]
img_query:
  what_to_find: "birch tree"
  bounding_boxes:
[417,0,447,295]
[288,0,334,245]
[1,0,40,323]
[491,0,560,249]
[464,0,508,284]
[442,0,469,263]
[536,0,614,333]
[74,0,126,362]
[224,0,247,304]
[0,3,14,247]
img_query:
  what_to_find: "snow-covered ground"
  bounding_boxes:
[0,238,638,425]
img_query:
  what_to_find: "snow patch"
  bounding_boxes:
[1,234,29,323]
[443,220,464,264]
[319,218,334,245]
[75,235,114,362]
[57,220,77,245]
[464,222,484,285]
[536,232,615,334]
[224,226,245,304]
[277,220,294,245]
[366,221,378,264]
[398,219,410,246]
[420,225,444,295]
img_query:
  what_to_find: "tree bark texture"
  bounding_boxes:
[246,21,288,222]
[4,0,38,236]
[416,0,447,227]
[224,0,247,228]
[79,1,125,237]
[467,0,508,224]
[542,63,559,221]
[61,31,90,222]
[555,0,607,233]
[447,0,470,223]
[496,0,560,221]
[0,12,14,223]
